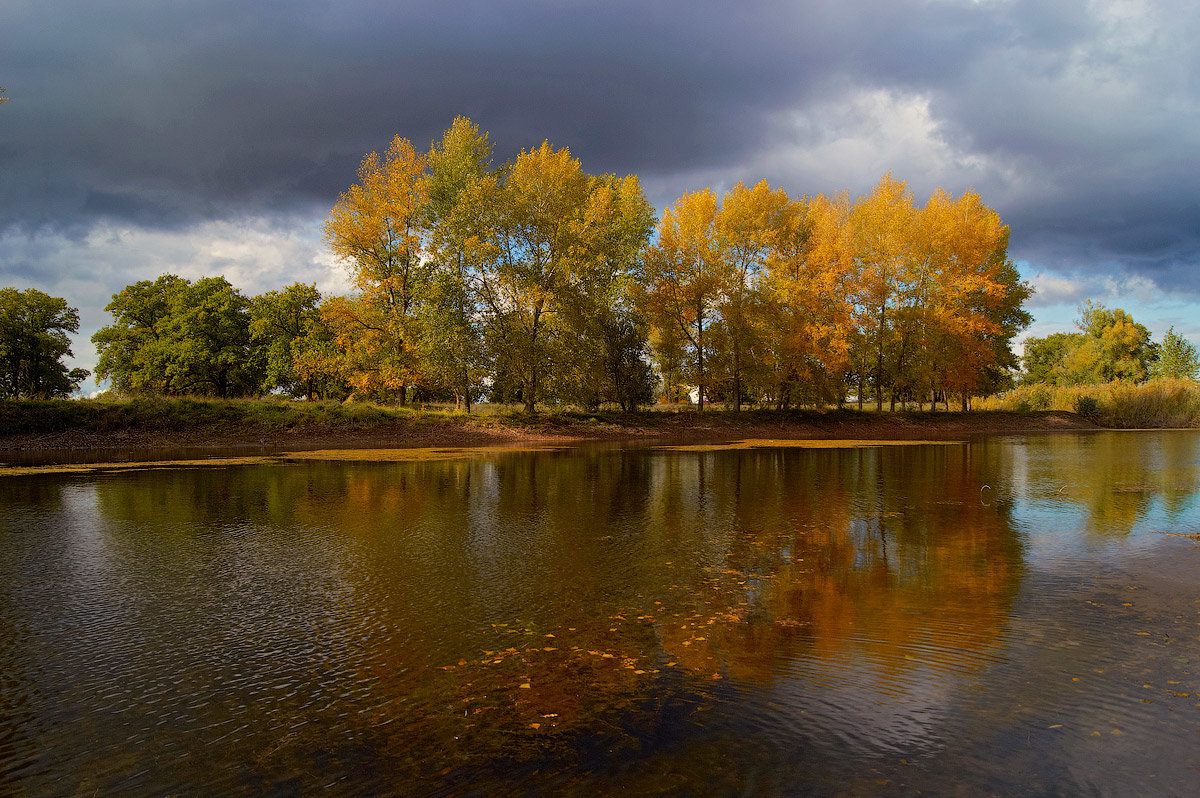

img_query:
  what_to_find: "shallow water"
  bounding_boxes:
[2,432,1199,795]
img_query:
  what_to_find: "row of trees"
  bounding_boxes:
[642,175,1031,411]
[319,118,657,412]
[91,275,319,399]
[1021,301,1199,385]
[81,118,1034,410]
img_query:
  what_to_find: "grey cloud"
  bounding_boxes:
[3,0,1200,294]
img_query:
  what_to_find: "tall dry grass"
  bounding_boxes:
[979,378,1200,427]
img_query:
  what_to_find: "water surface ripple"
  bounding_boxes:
[3,432,1200,794]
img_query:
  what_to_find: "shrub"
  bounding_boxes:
[1073,394,1100,418]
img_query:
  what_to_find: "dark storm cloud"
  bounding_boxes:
[3,0,1200,290]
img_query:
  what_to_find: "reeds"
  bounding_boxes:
[978,378,1200,428]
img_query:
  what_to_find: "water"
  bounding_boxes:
[2,432,1199,795]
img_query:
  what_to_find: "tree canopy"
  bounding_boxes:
[0,287,89,399]
[640,174,1030,411]
[78,119,1041,412]
[1150,327,1200,380]
[93,276,262,398]
[321,118,656,411]
[1021,301,1161,386]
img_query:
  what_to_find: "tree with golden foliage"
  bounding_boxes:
[712,180,792,410]
[642,173,1029,411]
[640,189,723,410]
[761,190,857,408]
[465,142,653,412]
[324,136,429,403]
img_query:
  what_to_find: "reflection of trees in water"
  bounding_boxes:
[1012,432,1200,534]
[642,446,1024,686]
[69,445,1026,790]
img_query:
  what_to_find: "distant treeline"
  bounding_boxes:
[1020,301,1199,386]
[11,118,1039,409]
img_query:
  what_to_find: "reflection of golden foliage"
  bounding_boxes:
[656,439,962,452]
[281,445,563,462]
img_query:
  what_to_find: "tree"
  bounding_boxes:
[250,283,345,399]
[761,191,856,408]
[324,135,429,404]
[1150,327,1199,380]
[847,174,917,411]
[1020,302,1157,386]
[420,116,495,411]
[93,275,188,394]
[714,180,792,410]
[1022,332,1081,385]
[640,189,723,411]
[0,287,89,398]
[93,276,260,397]
[164,278,259,398]
[917,189,1030,409]
[1055,301,1156,384]
[468,142,653,413]
[319,294,410,402]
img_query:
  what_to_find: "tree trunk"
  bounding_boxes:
[732,343,741,412]
[875,305,886,413]
[696,308,705,413]
[524,373,536,414]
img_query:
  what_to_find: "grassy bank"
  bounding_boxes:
[0,396,428,436]
[978,378,1200,428]
[0,395,1110,455]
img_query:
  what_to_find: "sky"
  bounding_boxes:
[4,0,1200,393]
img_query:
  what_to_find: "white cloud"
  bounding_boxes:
[1024,271,1094,308]
[751,86,1032,201]
[0,213,352,391]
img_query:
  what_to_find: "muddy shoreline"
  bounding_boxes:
[0,409,1105,465]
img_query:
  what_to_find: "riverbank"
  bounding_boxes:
[0,397,1106,458]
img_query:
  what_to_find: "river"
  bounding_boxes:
[2,432,1199,794]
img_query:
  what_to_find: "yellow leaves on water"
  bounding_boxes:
[0,455,276,477]
[655,439,963,453]
[0,444,569,476]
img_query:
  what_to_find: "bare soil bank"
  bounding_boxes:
[0,408,1103,462]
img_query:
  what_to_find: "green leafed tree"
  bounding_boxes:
[0,287,89,398]
[1022,332,1082,385]
[1020,302,1157,386]
[1150,326,1199,380]
[250,282,346,399]
[93,275,261,397]
[419,116,495,411]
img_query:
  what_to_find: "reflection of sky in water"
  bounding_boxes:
[1002,431,1200,564]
